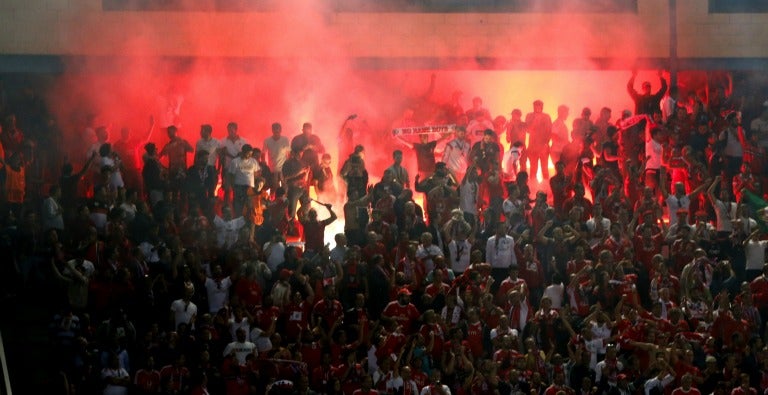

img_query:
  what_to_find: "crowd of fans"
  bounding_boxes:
[2,70,768,395]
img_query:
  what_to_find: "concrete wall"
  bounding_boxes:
[0,0,764,62]
[677,0,768,58]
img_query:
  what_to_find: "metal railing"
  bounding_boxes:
[0,330,11,395]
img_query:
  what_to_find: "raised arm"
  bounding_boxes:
[322,204,338,226]
[395,134,414,150]
[76,152,99,179]
[338,114,356,139]
[627,70,639,100]
[689,178,712,197]
[141,115,156,144]
[706,176,721,206]
[655,70,668,98]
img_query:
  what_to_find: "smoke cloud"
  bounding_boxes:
[47,0,656,182]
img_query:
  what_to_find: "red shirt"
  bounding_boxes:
[544,385,575,395]
[634,234,664,274]
[312,298,344,329]
[520,259,544,290]
[672,361,701,386]
[496,277,527,304]
[425,282,450,299]
[420,322,446,359]
[566,259,592,277]
[412,370,428,390]
[282,300,311,340]
[376,331,407,361]
[310,364,333,392]
[302,341,323,369]
[234,279,263,310]
[159,365,190,393]
[672,387,701,395]
[595,236,630,261]
[134,369,161,393]
[750,275,768,309]
[567,283,592,317]
[494,349,522,363]
[481,306,504,330]
[382,301,420,334]
[466,321,484,358]
[301,218,333,252]
[362,242,388,264]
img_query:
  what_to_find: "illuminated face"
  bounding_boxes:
[642,82,651,94]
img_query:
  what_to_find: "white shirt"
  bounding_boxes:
[64,259,95,278]
[466,119,495,142]
[448,239,471,273]
[170,299,197,330]
[666,194,691,226]
[502,199,524,221]
[101,156,124,188]
[584,338,605,370]
[220,136,248,169]
[739,216,759,234]
[263,135,290,172]
[645,138,663,170]
[459,181,479,215]
[213,216,246,249]
[442,138,471,176]
[329,245,348,266]
[42,196,64,231]
[138,241,160,263]
[713,199,736,232]
[590,323,611,354]
[196,137,220,167]
[420,383,452,395]
[205,276,232,313]
[502,146,523,174]
[746,239,768,271]
[586,217,611,240]
[416,244,444,274]
[644,374,674,395]
[264,241,287,272]
[101,367,130,395]
[543,283,564,309]
[228,157,261,187]
[229,316,251,340]
[720,129,743,157]
[223,340,257,365]
[486,235,517,269]
[511,301,529,333]
[595,358,624,384]
[119,202,137,223]
[250,327,273,354]
[661,96,677,122]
